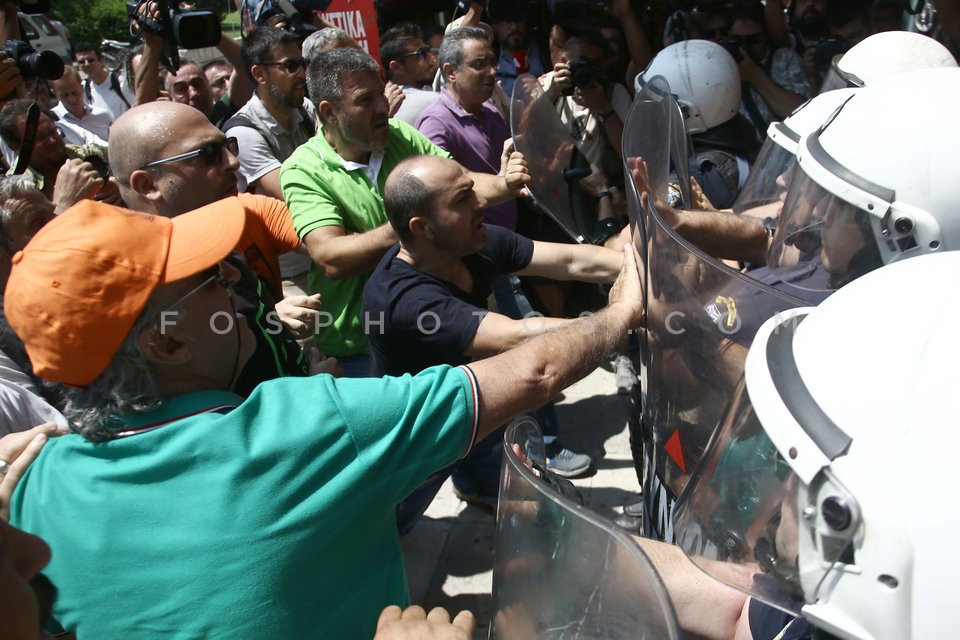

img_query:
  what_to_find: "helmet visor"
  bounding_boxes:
[765,167,883,294]
[732,136,797,219]
[673,379,858,616]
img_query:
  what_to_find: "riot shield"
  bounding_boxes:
[509,73,595,243]
[622,85,811,540]
[491,419,680,640]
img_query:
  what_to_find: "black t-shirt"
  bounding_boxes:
[748,599,832,640]
[363,225,534,377]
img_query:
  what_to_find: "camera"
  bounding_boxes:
[2,40,64,81]
[719,37,744,63]
[11,0,50,13]
[813,35,850,74]
[127,0,221,51]
[569,55,602,88]
[240,0,332,38]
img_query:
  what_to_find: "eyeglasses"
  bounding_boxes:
[143,137,238,169]
[155,264,229,327]
[261,58,309,74]
[733,33,765,47]
[399,46,432,62]
[466,57,497,71]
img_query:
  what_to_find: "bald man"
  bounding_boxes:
[51,67,113,141]
[109,101,340,388]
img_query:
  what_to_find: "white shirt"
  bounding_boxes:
[53,102,113,141]
[84,72,134,122]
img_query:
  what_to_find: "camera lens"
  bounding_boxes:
[23,50,65,81]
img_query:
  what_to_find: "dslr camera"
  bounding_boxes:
[568,55,602,89]
[719,37,744,63]
[813,35,851,74]
[2,40,64,81]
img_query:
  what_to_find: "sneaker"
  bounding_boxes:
[613,500,644,534]
[614,352,636,395]
[544,442,592,478]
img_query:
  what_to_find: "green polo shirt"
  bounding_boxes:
[11,366,479,640]
[280,120,450,357]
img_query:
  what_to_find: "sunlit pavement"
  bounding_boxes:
[401,359,640,638]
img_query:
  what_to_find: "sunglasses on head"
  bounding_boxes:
[144,137,239,169]
[399,46,431,62]
[262,58,309,73]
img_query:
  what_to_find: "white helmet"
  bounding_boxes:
[765,67,960,293]
[820,30,958,92]
[733,88,857,216]
[674,251,960,639]
[635,40,741,134]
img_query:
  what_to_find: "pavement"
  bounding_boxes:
[400,358,641,638]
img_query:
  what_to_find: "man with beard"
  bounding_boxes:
[491,4,548,97]
[0,100,122,212]
[225,27,315,199]
[280,48,530,377]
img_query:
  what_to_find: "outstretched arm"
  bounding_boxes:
[467,244,643,439]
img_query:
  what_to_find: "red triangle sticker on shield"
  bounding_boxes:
[665,430,686,473]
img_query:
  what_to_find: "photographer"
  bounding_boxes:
[0,99,121,212]
[132,1,253,126]
[727,2,810,142]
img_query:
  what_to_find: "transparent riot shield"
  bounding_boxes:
[622,81,811,541]
[491,419,681,640]
[510,73,595,243]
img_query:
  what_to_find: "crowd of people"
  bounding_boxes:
[0,0,957,638]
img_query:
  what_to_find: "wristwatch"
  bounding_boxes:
[596,108,616,123]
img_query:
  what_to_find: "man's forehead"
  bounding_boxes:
[463,40,494,57]
[173,64,203,81]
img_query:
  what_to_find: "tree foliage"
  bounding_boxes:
[49,0,234,47]
[48,0,130,46]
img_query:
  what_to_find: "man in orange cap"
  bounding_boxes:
[3,196,644,639]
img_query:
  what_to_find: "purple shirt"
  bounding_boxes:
[415,88,518,230]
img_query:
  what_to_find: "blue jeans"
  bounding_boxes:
[337,353,373,378]
[396,425,507,534]
[491,274,559,437]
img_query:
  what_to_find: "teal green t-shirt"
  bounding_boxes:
[11,366,478,640]
[280,120,451,357]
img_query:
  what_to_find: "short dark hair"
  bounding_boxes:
[827,0,871,30]
[74,42,100,59]
[0,99,35,148]
[379,23,423,81]
[384,160,434,243]
[242,26,301,77]
[307,48,380,115]
[564,29,611,60]
[439,26,491,72]
[729,1,767,31]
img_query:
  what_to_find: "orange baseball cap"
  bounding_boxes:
[3,198,246,387]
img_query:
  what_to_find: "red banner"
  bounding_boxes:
[319,0,381,64]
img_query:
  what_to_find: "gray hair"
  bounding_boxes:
[0,175,41,252]
[302,27,351,61]
[439,26,490,71]
[63,304,161,442]
[307,47,380,116]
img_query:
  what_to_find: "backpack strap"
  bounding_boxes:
[109,71,131,109]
